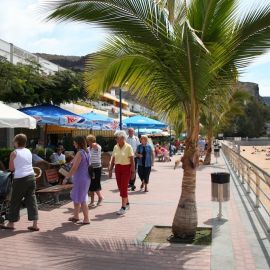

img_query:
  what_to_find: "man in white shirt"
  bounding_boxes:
[50,145,66,165]
[126,128,140,191]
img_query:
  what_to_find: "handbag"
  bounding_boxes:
[58,163,72,177]
[0,171,13,200]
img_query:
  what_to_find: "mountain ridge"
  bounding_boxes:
[36,53,269,106]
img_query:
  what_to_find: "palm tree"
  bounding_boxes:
[201,87,250,165]
[44,0,270,237]
[165,110,186,139]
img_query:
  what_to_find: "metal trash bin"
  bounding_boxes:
[213,147,220,157]
[211,172,230,201]
[211,172,230,220]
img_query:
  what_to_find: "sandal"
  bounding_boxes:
[27,226,40,232]
[77,221,90,225]
[68,217,79,222]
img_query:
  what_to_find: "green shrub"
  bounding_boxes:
[35,147,45,159]
[45,148,54,161]
[96,136,115,152]
[0,148,13,168]
[34,147,54,161]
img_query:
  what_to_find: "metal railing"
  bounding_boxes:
[222,143,270,231]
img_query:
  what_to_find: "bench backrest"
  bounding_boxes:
[45,169,59,184]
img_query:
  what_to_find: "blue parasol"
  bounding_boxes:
[123,115,167,129]
[19,104,90,128]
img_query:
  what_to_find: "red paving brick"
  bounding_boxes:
[0,155,260,269]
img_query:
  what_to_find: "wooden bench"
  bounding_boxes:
[36,184,73,203]
[44,168,59,184]
[36,168,72,203]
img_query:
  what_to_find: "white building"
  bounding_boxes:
[0,38,65,74]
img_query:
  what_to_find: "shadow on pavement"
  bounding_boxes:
[92,211,123,221]
[128,190,147,196]
[204,218,228,226]
[0,229,29,239]
[30,231,208,270]
[110,188,120,193]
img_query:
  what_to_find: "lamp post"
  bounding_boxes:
[119,82,128,130]
[119,88,123,130]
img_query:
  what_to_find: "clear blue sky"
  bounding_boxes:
[0,0,269,96]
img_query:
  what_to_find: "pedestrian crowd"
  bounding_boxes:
[0,128,157,230]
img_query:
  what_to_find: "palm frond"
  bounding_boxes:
[43,0,171,47]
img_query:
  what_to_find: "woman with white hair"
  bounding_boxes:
[109,130,135,215]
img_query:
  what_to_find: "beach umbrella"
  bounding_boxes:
[137,128,163,135]
[123,115,167,129]
[0,102,36,129]
[19,104,90,128]
[81,112,114,124]
[81,112,128,130]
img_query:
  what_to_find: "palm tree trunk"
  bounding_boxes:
[203,129,213,165]
[172,120,199,237]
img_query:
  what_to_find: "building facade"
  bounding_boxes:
[0,38,65,74]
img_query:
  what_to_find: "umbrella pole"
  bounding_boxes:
[44,124,48,158]
[44,124,48,147]
[119,88,123,130]
[169,126,172,157]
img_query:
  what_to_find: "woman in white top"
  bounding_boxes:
[0,134,39,231]
[86,135,104,207]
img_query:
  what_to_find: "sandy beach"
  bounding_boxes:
[238,145,270,214]
[240,145,270,174]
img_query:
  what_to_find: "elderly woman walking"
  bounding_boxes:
[1,134,39,231]
[86,134,104,207]
[109,131,135,215]
[63,136,91,225]
[136,135,155,192]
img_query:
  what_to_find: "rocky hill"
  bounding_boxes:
[263,97,270,106]
[37,53,269,107]
[35,53,86,71]
[238,81,270,104]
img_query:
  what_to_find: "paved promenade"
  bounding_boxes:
[0,153,269,270]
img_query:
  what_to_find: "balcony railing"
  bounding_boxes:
[222,142,270,232]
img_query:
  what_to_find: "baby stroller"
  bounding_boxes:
[0,170,13,224]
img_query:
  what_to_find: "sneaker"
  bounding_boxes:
[116,208,126,215]
[126,204,130,210]
[131,186,136,191]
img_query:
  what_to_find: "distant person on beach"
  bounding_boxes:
[63,136,91,225]
[136,135,154,192]
[109,131,135,216]
[1,134,39,231]
[86,135,104,207]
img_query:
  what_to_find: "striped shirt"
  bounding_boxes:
[88,144,102,168]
